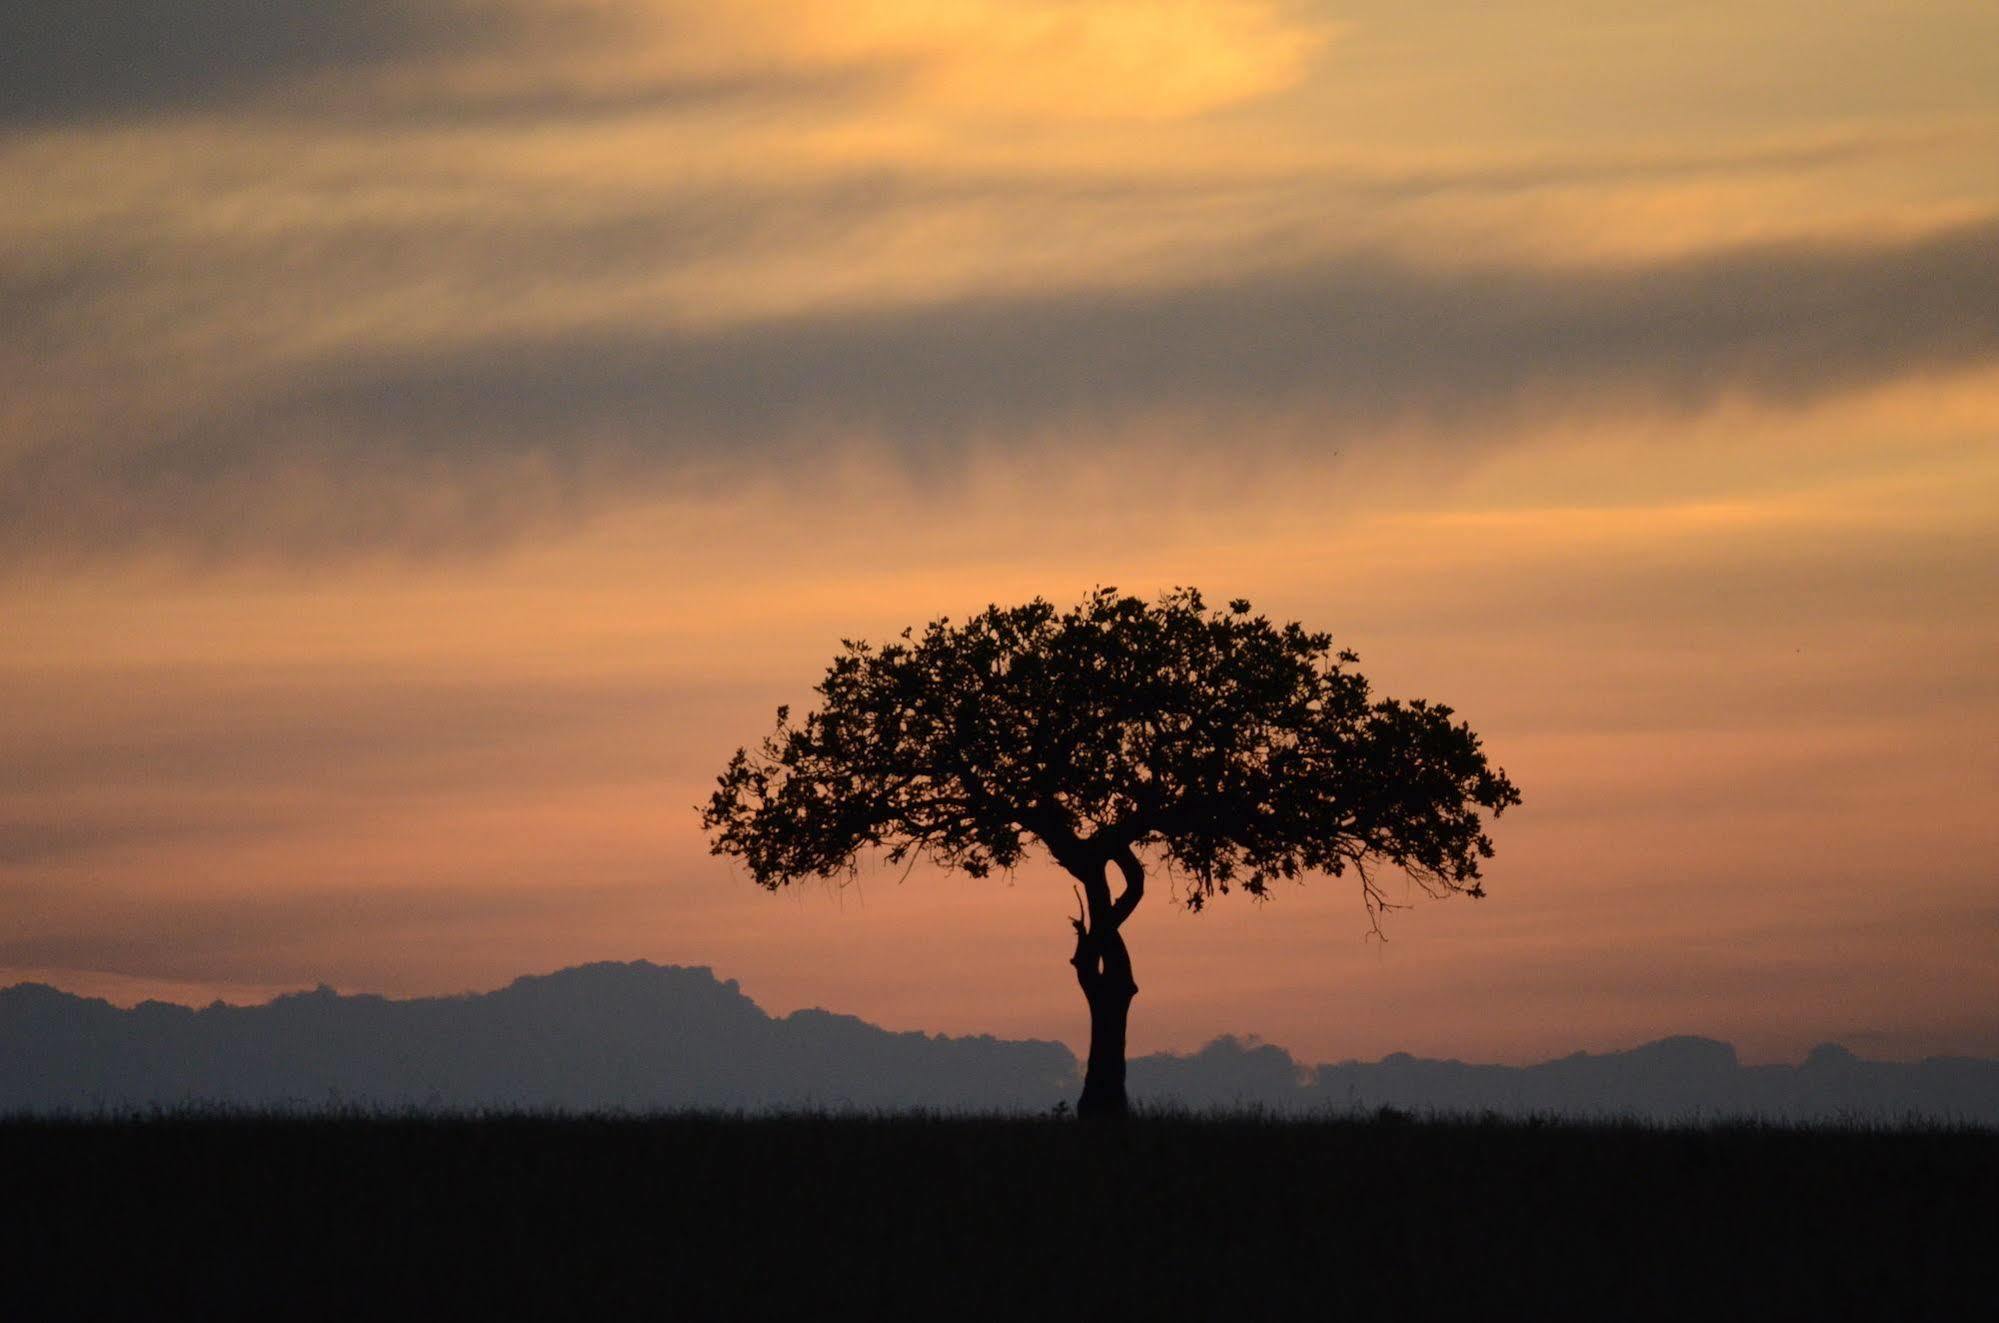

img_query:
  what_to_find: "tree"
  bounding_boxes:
[700,587,1521,1119]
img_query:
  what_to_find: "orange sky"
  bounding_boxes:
[4,0,1996,1065]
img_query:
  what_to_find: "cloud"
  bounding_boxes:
[5,217,1996,561]
[0,669,672,796]
[0,1,523,123]
[0,813,294,867]
[0,0,1313,129]
[0,885,655,985]
[338,62,896,128]
[793,0,1328,120]
[0,1,852,127]
[294,216,1995,447]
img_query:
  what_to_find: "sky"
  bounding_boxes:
[4,0,1996,1067]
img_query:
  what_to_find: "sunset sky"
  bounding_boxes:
[5,0,1996,1067]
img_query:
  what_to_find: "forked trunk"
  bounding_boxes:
[1069,847,1143,1120]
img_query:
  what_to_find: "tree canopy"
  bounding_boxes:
[702,587,1519,920]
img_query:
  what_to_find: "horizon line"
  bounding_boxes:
[7,958,1988,1073]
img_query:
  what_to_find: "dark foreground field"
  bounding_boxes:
[6,1113,1994,1319]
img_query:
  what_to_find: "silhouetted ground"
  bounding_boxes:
[5,1112,1993,1319]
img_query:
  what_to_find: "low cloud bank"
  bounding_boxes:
[5,961,1995,1122]
[1130,1035,1999,1125]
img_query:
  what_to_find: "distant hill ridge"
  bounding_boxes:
[4,961,1995,1122]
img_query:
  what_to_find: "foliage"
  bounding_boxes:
[702,587,1520,917]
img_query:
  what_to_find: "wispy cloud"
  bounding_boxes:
[8,217,1994,561]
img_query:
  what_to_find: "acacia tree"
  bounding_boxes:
[701,588,1520,1119]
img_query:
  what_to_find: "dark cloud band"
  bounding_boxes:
[0,0,511,122]
[246,216,1999,449]
[7,218,1997,561]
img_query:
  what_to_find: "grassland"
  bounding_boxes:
[5,1111,1993,1318]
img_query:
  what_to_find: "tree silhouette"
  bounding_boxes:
[701,588,1521,1119]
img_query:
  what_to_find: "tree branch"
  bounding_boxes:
[1108,842,1145,929]
[1069,885,1101,994]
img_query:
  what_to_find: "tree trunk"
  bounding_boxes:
[1075,929,1137,1120]
[1070,846,1144,1121]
